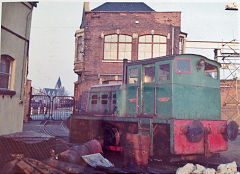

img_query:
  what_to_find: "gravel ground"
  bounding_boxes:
[219,135,240,166]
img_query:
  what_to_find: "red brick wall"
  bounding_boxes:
[74,11,182,109]
[221,80,240,125]
[23,80,32,122]
[83,11,181,74]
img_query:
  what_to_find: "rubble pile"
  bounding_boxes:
[0,131,56,161]
[176,161,239,174]
[0,136,123,174]
[58,139,103,165]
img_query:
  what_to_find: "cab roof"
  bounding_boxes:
[126,54,221,67]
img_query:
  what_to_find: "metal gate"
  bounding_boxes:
[52,96,74,120]
[30,95,74,121]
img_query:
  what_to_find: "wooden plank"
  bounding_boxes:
[1,159,19,174]
[16,160,41,174]
[23,158,65,174]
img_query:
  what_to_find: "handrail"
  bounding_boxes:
[136,87,140,114]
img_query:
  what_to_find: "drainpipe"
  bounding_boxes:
[122,59,128,116]
[20,6,32,102]
[171,26,175,55]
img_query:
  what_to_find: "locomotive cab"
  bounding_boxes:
[123,54,221,120]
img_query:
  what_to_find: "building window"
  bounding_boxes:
[159,64,170,81]
[104,34,132,60]
[205,62,218,79]
[138,35,167,60]
[179,37,184,54]
[0,55,13,89]
[175,59,191,74]
[144,66,155,83]
[77,36,84,60]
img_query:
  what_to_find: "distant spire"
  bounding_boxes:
[55,77,62,89]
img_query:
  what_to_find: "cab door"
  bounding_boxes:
[142,64,156,115]
[126,66,140,116]
[155,61,172,117]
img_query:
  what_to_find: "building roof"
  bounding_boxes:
[43,88,57,96]
[91,2,155,12]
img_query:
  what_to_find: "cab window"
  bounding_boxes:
[176,59,191,73]
[205,62,218,79]
[129,68,138,84]
[159,64,170,81]
[91,95,98,105]
[112,93,116,104]
[101,94,108,104]
[144,66,155,83]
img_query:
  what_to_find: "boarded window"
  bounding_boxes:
[144,66,155,83]
[92,95,98,99]
[159,64,170,81]
[205,62,218,79]
[176,59,191,73]
[101,100,108,104]
[102,94,108,99]
[91,95,98,105]
[101,94,108,104]
[91,100,97,104]
[129,68,138,84]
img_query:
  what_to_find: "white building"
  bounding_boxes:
[0,2,37,135]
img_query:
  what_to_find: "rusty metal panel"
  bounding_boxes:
[201,120,228,152]
[173,119,227,155]
[173,120,204,155]
[123,133,150,168]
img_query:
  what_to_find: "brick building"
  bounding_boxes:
[221,79,240,126]
[74,2,187,110]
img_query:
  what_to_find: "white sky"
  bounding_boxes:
[27,1,239,95]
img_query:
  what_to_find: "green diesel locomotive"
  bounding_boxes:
[70,54,238,160]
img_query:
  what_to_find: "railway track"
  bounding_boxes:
[41,120,71,154]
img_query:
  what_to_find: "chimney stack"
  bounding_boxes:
[84,2,90,12]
